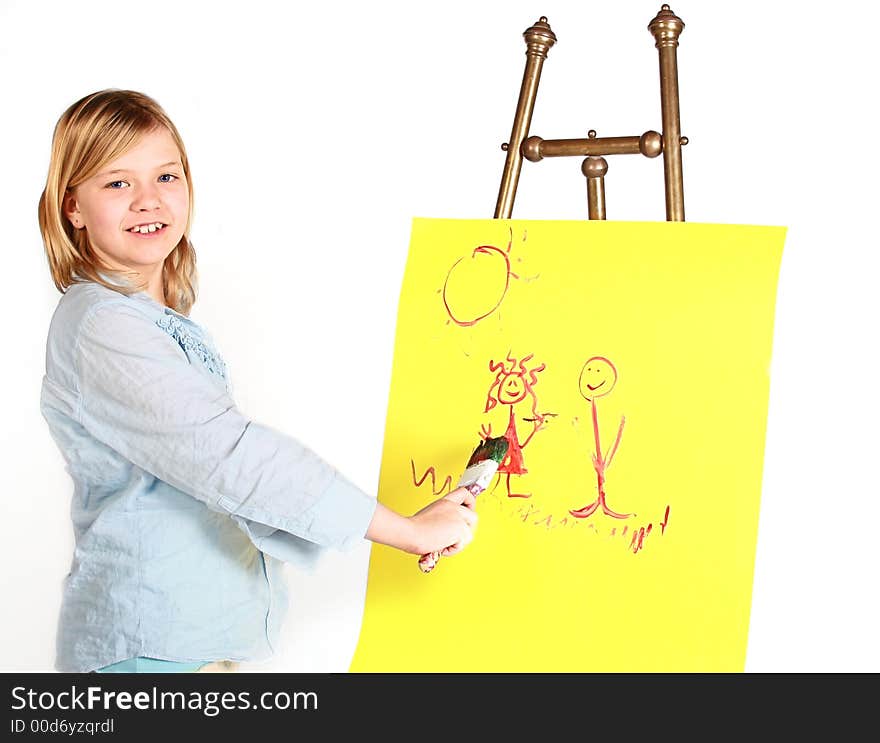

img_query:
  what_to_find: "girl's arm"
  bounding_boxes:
[64,298,480,562]
[365,486,477,556]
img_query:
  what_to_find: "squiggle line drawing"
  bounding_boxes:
[410,460,452,496]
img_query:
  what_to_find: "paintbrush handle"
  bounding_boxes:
[417,550,442,573]
[418,482,484,573]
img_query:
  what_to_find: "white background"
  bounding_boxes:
[1,0,877,672]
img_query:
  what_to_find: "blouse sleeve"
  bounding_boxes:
[73,300,377,553]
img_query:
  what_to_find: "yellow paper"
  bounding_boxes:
[350,219,786,672]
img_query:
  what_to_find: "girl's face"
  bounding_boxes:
[63,126,189,283]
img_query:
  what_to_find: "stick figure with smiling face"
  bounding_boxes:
[570,356,633,519]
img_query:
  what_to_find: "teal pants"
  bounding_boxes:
[95,657,208,673]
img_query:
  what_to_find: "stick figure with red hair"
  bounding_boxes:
[481,352,548,499]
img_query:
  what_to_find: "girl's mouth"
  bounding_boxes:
[127,222,167,237]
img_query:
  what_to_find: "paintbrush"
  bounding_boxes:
[418,436,509,573]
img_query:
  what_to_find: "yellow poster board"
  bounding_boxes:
[350,219,786,672]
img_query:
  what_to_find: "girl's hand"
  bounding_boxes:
[410,486,478,557]
[365,488,477,557]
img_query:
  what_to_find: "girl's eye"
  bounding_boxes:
[158,174,178,183]
[106,180,128,189]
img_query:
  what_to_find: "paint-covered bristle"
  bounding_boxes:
[466,436,509,467]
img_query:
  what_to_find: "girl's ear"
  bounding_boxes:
[63,191,83,229]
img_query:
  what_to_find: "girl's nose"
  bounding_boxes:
[131,184,161,211]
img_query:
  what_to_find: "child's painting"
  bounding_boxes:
[350,218,786,671]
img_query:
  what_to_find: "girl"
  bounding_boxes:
[37,89,477,674]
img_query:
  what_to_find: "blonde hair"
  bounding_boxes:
[38,89,197,315]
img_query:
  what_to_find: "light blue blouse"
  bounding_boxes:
[40,281,378,673]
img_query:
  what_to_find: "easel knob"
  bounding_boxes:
[582,157,608,220]
[524,16,557,59]
[582,157,608,179]
[640,131,663,158]
[648,4,685,48]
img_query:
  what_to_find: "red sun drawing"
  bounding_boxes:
[442,229,522,326]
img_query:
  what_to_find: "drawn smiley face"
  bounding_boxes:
[498,372,528,405]
[579,356,618,401]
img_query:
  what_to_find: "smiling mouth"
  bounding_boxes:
[587,381,605,391]
[127,223,168,235]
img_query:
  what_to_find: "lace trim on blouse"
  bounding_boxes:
[156,313,228,380]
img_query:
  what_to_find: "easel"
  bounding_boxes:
[494,5,686,221]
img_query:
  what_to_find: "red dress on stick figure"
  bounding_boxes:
[570,356,632,519]
[481,353,547,499]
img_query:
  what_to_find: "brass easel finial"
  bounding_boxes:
[648,4,684,48]
[524,16,557,59]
